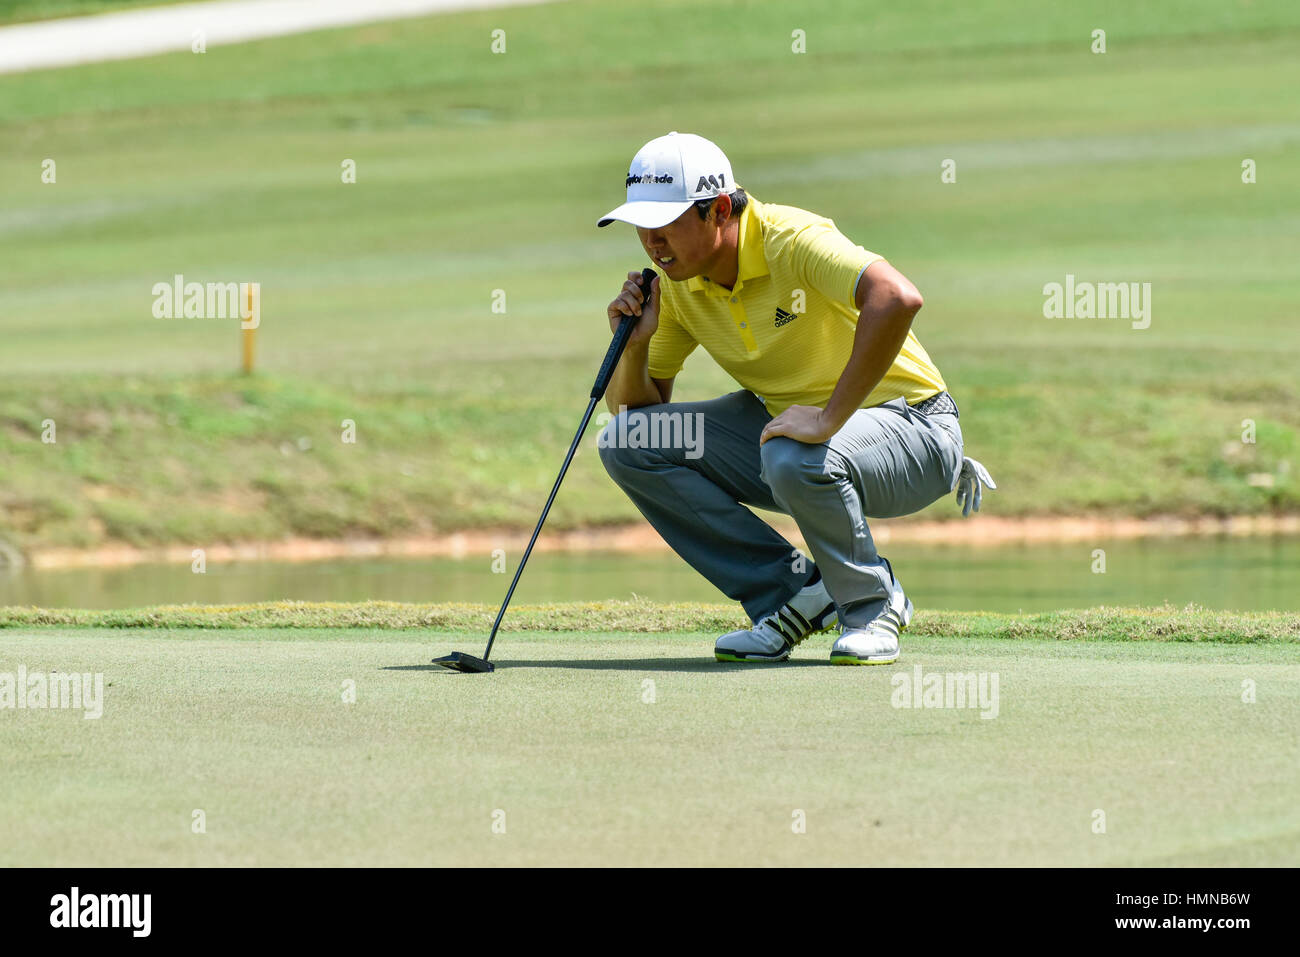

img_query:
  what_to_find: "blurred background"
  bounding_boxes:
[0,0,1296,610]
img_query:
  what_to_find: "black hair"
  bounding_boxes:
[693,187,748,222]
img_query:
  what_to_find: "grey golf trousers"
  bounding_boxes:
[598,391,964,628]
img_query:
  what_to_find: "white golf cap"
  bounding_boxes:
[597,131,736,228]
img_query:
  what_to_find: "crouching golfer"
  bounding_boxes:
[597,132,995,665]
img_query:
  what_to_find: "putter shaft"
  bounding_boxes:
[466,267,655,668]
[481,395,600,661]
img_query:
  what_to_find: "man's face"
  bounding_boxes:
[635,197,730,282]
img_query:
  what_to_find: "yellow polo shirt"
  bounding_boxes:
[647,194,946,417]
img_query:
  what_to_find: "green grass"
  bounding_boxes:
[0,0,184,25]
[2,0,1299,550]
[1,618,1296,865]
[4,599,1299,642]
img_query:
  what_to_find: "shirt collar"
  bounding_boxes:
[686,194,768,294]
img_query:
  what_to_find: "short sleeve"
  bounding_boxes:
[646,296,697,379]
[788,218,883,310]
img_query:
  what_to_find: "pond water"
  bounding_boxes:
[2,537,1296,613]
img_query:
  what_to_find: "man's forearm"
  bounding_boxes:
[604,339,663,413]
[822,305,917,430]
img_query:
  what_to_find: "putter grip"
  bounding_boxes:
[590,267,656,400]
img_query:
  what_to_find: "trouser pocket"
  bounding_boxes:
[926,413,965,491]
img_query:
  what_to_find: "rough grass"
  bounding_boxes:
[2,0,1299,550]
[0,0,183,25]
[3,599,1298,643]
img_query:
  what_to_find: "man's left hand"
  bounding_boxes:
[759,405,838,446]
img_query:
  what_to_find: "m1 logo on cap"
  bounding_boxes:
[696,173,726,192]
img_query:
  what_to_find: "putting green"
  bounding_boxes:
[1,626,1295,866]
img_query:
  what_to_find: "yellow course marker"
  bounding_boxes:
[242,283,256,374]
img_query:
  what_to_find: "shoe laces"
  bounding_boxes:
[760,606,811,648]
[842,607,902,637]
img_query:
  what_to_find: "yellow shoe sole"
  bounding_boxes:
[715,651,789,663]
[829,654,898,665]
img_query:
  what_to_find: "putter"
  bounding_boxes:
[433,267,656,673]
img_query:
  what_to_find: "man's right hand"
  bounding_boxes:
[608,270,661,345]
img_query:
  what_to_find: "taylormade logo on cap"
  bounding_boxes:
[598,131,736,229]
[626,172,674,186]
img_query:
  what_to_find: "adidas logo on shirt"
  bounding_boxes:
[774,307,796,327]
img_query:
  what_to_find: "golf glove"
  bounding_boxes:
[955,456,996,517]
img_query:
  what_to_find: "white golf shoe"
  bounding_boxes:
[715,578,838,662]
[829,597,913,665]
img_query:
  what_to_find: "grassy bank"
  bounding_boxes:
[3,599,1298,642]
[2,0,1299,551]
[2,372,1298,551]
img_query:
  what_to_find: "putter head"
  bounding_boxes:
[431,651,495,674]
